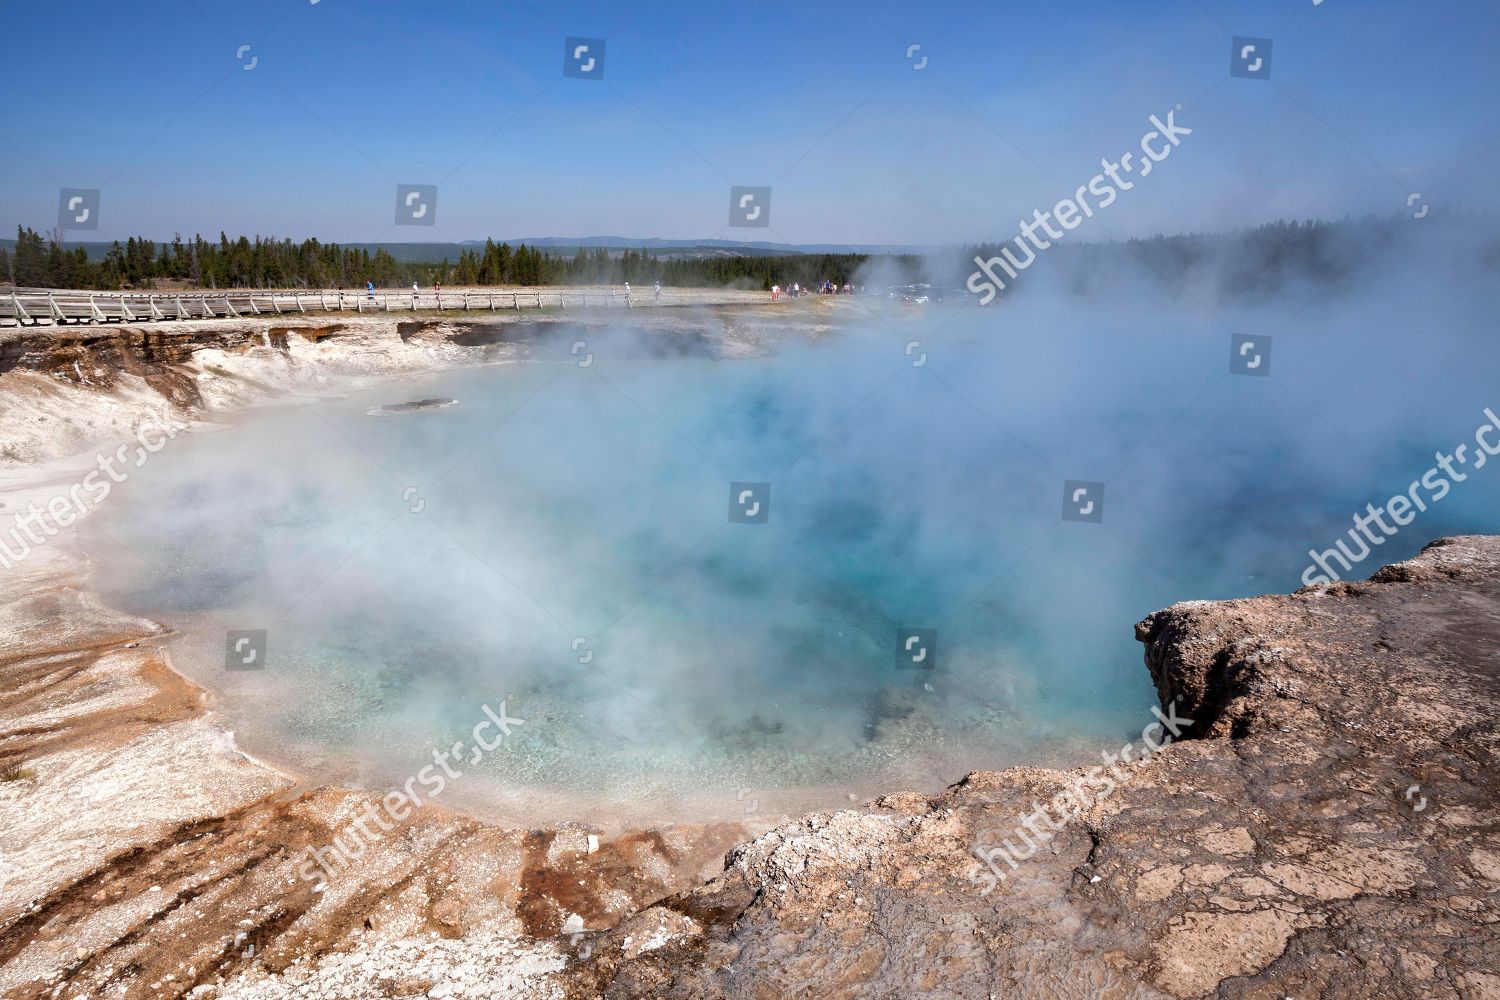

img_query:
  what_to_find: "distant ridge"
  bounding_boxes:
[474,237,936,255]
[1,236,936,262]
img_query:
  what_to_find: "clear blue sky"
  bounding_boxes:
[4,0,1497,245]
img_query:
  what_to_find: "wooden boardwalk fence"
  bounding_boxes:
[0,287,632,328]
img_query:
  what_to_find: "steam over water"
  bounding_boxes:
[86,260,1500,823]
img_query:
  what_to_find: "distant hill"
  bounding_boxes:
[0,236,934,263]
[486,238,935,256]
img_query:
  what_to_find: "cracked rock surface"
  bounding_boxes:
[555,536,1500,999]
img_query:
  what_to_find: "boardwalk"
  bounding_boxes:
[0,286,638,327]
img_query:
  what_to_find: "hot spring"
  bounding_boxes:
[83,282,1500,825]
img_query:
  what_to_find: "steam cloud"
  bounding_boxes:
[84,219,1500,820]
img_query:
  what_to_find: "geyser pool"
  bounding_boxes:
[82,299,1499,824]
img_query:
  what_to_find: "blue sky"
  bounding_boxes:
[4,0,1497,245]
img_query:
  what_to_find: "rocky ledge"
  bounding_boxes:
[554,536,1500,999]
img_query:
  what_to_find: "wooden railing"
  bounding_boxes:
[0,287,633,327]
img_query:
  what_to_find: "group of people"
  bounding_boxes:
[769,280,856,301]
[622,281,663,302]
[357,280,444,299]
[356,280,658,302]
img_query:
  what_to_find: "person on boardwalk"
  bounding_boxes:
[366,280,374,300]
[654,280,661,303]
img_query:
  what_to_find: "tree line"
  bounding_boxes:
[0,228,872,292]
[10,217,1454,296]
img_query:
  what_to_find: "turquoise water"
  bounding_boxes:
[83,298,1499,822]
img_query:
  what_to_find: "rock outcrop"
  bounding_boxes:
[554,537,1500,999]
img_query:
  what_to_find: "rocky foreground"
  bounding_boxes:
[0,314,1496,998]
[547,536,1500,999]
